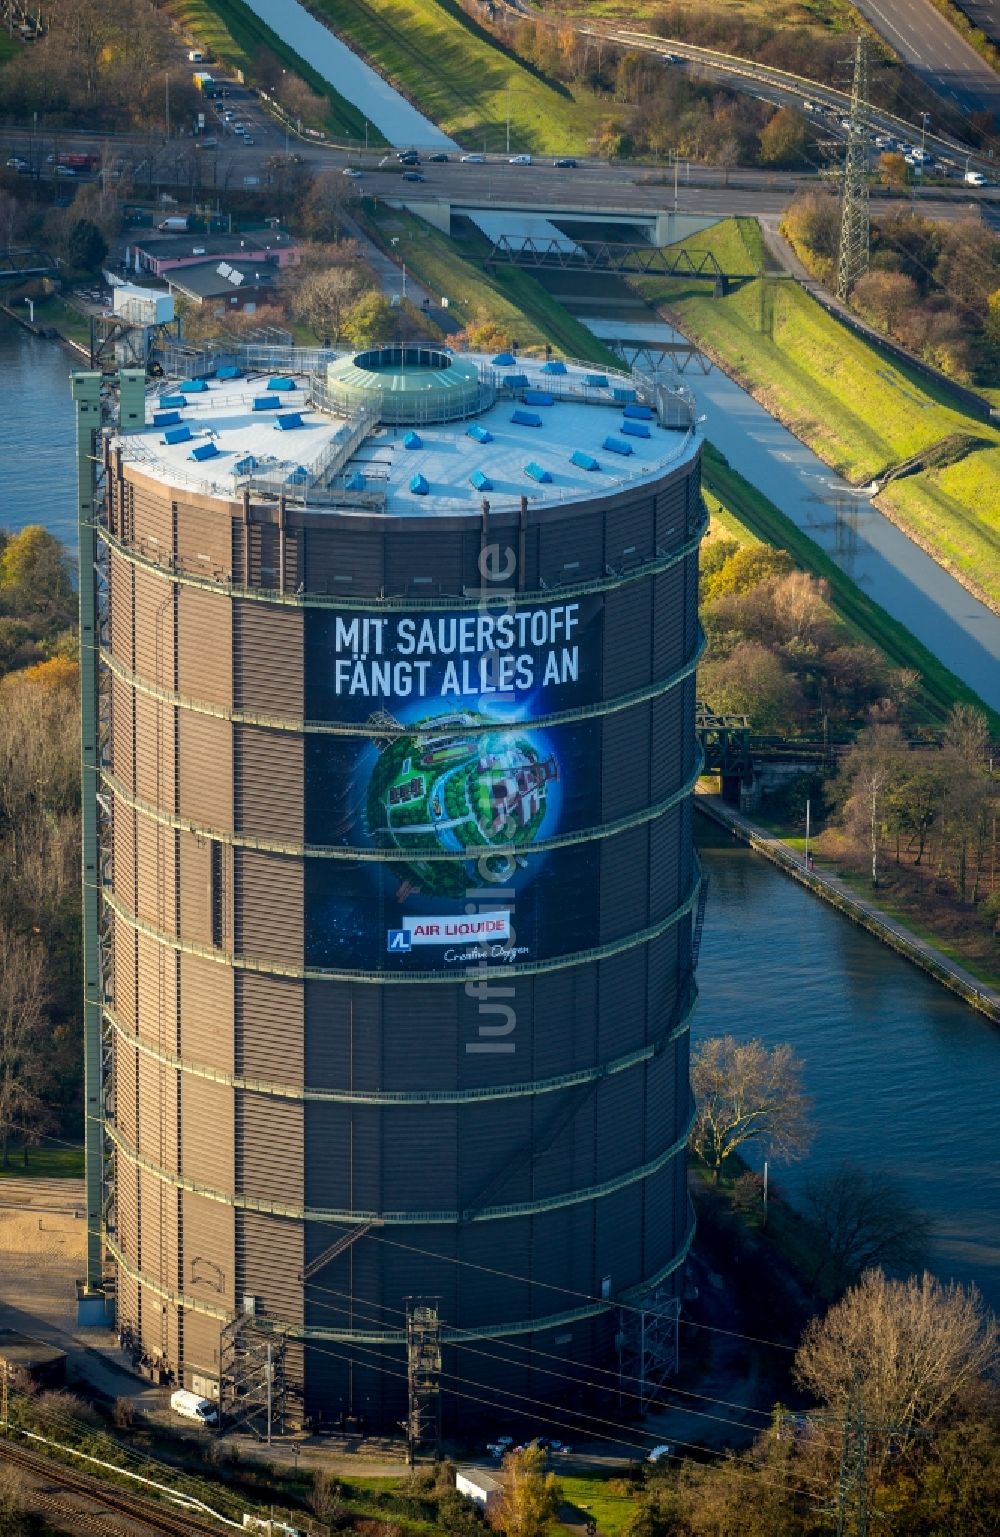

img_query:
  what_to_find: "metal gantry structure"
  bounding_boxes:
[837,35,871,302]
[485,235,739,289]
[404,1297,442,1465]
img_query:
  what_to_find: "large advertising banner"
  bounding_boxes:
[304,598,605,972]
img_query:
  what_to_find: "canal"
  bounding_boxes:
[3,315,997,1309]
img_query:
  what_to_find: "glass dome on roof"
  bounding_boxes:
[324,346,490,425]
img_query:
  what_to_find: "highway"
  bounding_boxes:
[832,0,1000,121]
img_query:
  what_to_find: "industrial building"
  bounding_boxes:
[75,342,704,1435]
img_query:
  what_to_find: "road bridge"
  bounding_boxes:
[392,197,721,247]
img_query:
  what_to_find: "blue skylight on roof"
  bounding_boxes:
[524,461,551,483]
[232,454,257,476]
[503,373,529,389]
[612,386,637,403]
[286,465,309,484]
[274,413,303,430]
[409,473,429,495]
[152,411,181,428]
[178,379,209,393]
[623,402,654,420]
[470,469,493,492]
[511,409,542,427]
[159,395,187,408]
[523,389,554,406]
[253,395,280,410]
[603,435,633,456]
[162,425,192,445]
[492,352,515,366]
[345,471,366,492]
[571,450,600,471]
[540,359,567,375]
[216,366,241,381]
[467,424,493,444]
[267,377,296,391]
[584,374,608,388]
[620,419,651,439]
[190,441,219,461]
[403,429,422,450]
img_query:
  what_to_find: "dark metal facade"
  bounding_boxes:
[94,430,704,1430]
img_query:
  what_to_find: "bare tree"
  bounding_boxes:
[943,702,989,770]
[836,724,907,888]
[289,265,366,343]
[794,1270,1000,1478]
[0,925,54,1166]
[804,1161,933,1295]
[689,1035,813,1182]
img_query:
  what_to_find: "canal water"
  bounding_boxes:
[3,315,997,1308]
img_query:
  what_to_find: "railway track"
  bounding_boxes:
[0,1440,237,1535]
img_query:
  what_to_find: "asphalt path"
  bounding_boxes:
[852,0,1000,120]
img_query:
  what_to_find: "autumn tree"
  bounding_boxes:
[878,151,909,189]
[794,1270,1000,1479]
[289,264,366,343]
[0,525,75,630]
[803,1162,933,1296]
[343,291,394,349]
[492,1444,562,1537]
[698,641,800,734]
[759,108,809,166]
[851,270,921,336]
[689,1036,813,1182]
[0,925,55,1166]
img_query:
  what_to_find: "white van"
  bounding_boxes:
[965,168,987,186]
[170,1388,218,1425]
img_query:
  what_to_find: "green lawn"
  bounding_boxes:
[559,1473,640,1536]
[0,1145,83,1179]
[165,0,385,144]
[305,0,603,152]
[635,220,1000,606]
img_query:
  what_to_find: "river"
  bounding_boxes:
[2,313,997,1309]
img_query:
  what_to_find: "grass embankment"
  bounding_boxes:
[635,219,1000,610]
[356,204,622,364]
[163,0,385,144]
[305,0,602,153]
[702,442,1000,733]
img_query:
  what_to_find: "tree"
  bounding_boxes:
[877,151,909,189]
[67,216,108,273]
[343,290,394,349]
[803,1162,933,1296]
[851,270,920,336]
[698,641,800,734]
[0,925,54,1166]
[702,544,794,601]
[943,702,989,769]
[689,1036,813,1182]
[0,525,75,629]
[795,1271,1000,1479]
[312,1470,347,1528]
[492,1444,562,1537]
[836,724,908,888]
[290,265,365,342]
[759,108,809,167]
[300,170,355,242]
[780,191,841,267]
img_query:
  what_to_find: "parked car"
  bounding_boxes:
[170,1388,218,1426]
[396,150,420,165]
[54,165,76,177]
[461,152,486,163]
[5,157,28,172]
[509,153,531,165]
[553,157,577,168]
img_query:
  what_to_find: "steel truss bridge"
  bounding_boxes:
[0,247,55,282]
[485,235,753,289]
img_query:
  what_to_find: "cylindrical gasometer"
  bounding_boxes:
[94,350,704,1432]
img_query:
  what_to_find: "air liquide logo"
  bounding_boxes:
[387,913,511,951]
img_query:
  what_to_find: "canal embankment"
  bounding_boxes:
[695,788,1000,1024]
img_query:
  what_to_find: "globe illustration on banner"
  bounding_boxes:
[366,712,559,897]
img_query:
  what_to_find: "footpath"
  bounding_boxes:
[695,789,1000,1023]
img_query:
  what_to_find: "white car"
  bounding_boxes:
[461,152,486,163]
[342,166,363,178]
[509,154,531,165]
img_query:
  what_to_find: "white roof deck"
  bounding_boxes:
[117,355,697,515]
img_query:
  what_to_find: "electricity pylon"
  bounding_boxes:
[837,35,870,301]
